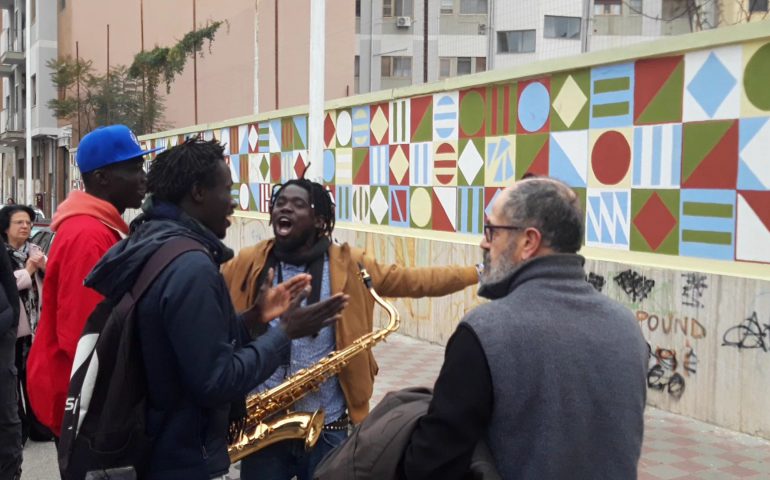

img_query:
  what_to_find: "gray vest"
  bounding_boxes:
[465,255,647,480]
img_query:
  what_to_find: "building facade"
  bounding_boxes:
[355,0,737,92]
[0,0,60,214]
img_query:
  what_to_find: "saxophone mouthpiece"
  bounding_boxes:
[358,263,373,289]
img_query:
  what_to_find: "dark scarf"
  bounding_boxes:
[258,236,330,306]
[6,241,40,332]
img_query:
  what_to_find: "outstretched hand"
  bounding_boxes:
[257,268,311,323]
[242,269,311,338]
[280,290,349,340]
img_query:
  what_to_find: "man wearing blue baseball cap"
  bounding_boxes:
[27,125,163,438]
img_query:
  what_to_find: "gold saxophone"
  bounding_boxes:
[228,267,401,463]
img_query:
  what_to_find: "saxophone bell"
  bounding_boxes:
[228,266,400,462]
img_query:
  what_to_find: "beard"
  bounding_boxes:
[273,225,316,253]
[480,247,519,287]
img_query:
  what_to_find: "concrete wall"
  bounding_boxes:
[140,22,770,439]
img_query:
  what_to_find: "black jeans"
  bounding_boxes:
[0,328,22,479]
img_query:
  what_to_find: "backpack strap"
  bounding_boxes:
[130,237,207,300]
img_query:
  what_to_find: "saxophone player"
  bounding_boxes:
[221,177,480,480]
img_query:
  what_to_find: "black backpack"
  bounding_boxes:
[313,386,501,480]
[313,386,433,480]
[58,238,205,480]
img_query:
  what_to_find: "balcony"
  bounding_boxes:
[0,109,25,146]
[0,64,12,76]
[0,28,25,65]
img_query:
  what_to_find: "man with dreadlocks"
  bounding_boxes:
[221,177,480,480]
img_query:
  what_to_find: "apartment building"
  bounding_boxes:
[355,0,740,91]
[0,0,60,213]
[356,0,489,94]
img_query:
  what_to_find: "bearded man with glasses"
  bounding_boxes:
[400,177,648,480]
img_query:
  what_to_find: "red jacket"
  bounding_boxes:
[26,191,129,435]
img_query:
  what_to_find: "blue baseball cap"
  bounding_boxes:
[76,125,164,173]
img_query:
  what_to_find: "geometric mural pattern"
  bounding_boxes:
[142,40,770,265]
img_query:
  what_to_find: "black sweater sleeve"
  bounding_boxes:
[399,324,493,480]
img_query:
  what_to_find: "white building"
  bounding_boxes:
[0,0,62,213]
[356,0,718,93]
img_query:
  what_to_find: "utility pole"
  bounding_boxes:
[307,0,325,182]
[76,41,81,141]
[423,0,428,83]
[581,0,592,53]
[107,24,110,121]
[25,0,32,204]
[193,0,199,124]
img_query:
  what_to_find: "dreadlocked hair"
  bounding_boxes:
[148,137,225,204]
[270,178,336,238]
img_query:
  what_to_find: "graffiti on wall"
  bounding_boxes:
[141,39,770,266]
[681,272,708,308]
[586,272,606,292]
[636,310,707,338]
[723,311,769,351]
[722,292,770,352]
[647,344,698,399]
[614,269,656,302]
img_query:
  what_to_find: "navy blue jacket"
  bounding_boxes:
[86,202,289,479]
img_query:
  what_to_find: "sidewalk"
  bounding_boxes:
[20,334,770,479]
[371,334,770,480]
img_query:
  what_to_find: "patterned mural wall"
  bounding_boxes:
[142,36,770,267]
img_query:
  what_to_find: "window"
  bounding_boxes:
[497,30,536,53]
[460,0,487,14]
[476,57,486,72]
[383,0,413,17]
[628,0,643,15]
[595,0,621,15]
[544,16,581,39]
[439,58,451,78]
[31,75,36,107]
[457,57,472,75]
[749,0,768,12]
[356,0,361,17]
[60,0,65,10]
[381,56,412,78]
[441,0,454,14]
[354,56,360,77]
[31,0,36,24]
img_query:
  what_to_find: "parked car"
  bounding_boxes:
[30,223,54,255]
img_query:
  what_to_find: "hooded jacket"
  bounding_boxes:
[27,190,129,435]
[85,201,290,479]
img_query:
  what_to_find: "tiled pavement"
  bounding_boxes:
[21,333,770,479]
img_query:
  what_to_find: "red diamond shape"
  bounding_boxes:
[294,153,307,179]
[633,193,676,251]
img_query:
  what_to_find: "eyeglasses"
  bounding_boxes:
[483,223,523,243]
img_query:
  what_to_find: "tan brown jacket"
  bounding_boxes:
[221,239,478,423]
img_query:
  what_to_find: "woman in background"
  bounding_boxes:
[0,205,52,443]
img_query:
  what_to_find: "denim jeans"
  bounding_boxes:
[240,428,348,480]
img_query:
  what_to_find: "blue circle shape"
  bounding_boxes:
[518,82,550,133]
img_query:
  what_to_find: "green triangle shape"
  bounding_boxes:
[516,134,548,178]
[682,121,731,183]
[412,103,433,142]
[636,62,684,125]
